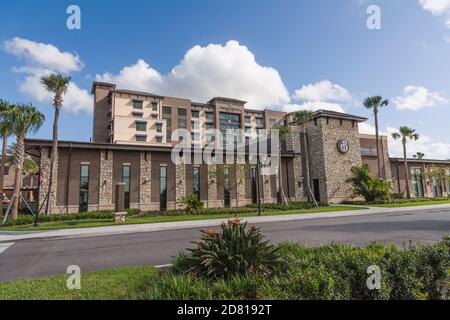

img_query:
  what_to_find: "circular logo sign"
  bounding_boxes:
[337,139,350,154]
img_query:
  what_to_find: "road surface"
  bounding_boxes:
[0,207,449,282]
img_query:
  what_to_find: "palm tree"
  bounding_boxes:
[0,100,14,214]
[40,73,71,215]
[8,104,45,220]
[363,96,389,178]
[413,152,425,160]
[293,110,316,204]
[4,144,39,175]
[391,126,419,199]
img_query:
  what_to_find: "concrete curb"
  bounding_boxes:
[1,203,449,243]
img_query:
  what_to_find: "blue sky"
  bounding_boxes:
[0,0,449,158]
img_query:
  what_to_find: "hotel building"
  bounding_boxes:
[20,82,450,214]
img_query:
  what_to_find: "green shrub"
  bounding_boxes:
[248,201,328,211]
[346,164,392,202]
[180,194,204,214]
[185,219,283,279]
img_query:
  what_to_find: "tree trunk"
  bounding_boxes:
[302,126,312,202]
[403,140,411,199]
[11,137,25,220]
[45,105,60,215]
[374,108,382,178]
[0,134,8,214]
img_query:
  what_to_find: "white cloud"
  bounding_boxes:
[358,122,377,135]
[386,127,450,159]
[392,86,447,111]
[4,37,84,73]
[97,40,290,109]
[419,0,450,15]
[4,38,91,113]
[293,80,352,102]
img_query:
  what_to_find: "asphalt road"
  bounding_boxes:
[1,207,450,282]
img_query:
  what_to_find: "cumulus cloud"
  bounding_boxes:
[418,0,450,28]
[393,86,448,111]
[359,123,450,159]
[4,37,84,73]
[97,40,290,109]
[4,37,91,113]
[293,80,352,102]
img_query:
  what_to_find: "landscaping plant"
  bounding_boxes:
[346,164,392,202]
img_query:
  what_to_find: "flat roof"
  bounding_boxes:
[311,109,368,122]
[208,97,247,105]
[390,157,450,165]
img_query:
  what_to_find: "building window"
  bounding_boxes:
[156,136,163,143]
[151,114,158,119]
[163,106,171,115]
[411,168,424,198]
[166,119,172,142]
[256,117,263,127]
[122,165,131,209]
[223,167,230,208]
[220,112,241,146]
[133,100,143,109]
[269,118,277,127]
[151,101,158,111]
[3,166,9,176]
[160,166,167,211]
[136,135,147,142]
[432,176,443,198]
[178,108,187,117]
[245,127,251,134]
[193,167,200,198]
[178,119,187,128]
[156,123,163,133]
[191,110,200,118]
[205,122,214,130]
[245,115,251,124]
[136,121,147,132]
[79,164,89,213]
[205,112,215,121]
[132,111,143,118]
[192,121,199,130]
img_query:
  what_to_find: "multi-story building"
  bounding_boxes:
[20,82,450,214]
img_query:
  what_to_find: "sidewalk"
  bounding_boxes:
[1,203,449,242]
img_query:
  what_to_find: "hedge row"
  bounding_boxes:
[343,197,450,206]
[136,238,450,300]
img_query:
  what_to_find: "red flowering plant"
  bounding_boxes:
[186,218,282,279]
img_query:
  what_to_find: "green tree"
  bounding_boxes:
[0,100,14,214]
[425,166,447,198]
[346,164,392,202]
[272,124,290,205]
[363,96,389,178]
[40,73,71,215]
[391,126,419,199]
[293,110,316,204]
[7,104,45,220]
[413,152,425,160]
[3,144,39,175]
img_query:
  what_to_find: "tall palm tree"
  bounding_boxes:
[8,104,45,220]
[293,110,316,204]
[40,73,71,215]
[272,123,290,205]
[0,100,14,214]
[363,96,389,178]
[391,126,419,199]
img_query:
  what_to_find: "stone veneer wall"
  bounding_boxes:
[308,118,362,203]
[38,147,58,214]
[236,165,246,201]
[140,152,152,205]
[175,164,186,208]
[289,125,305,201]
[207,165,217,202]
[99,150,113,209]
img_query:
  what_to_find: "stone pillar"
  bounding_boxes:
[262,173,272,202]
[236,165,246,201]
[207,165,217,204]
[290,126,305,201]
[140,152,152,205]
[114,183,126,223]
[38,147,58,214]
[175,164,186,208]
[99,150,113,209]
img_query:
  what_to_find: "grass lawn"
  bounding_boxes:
[0,205,367,231]
[0,266,158,300]
[372,199,450,208]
